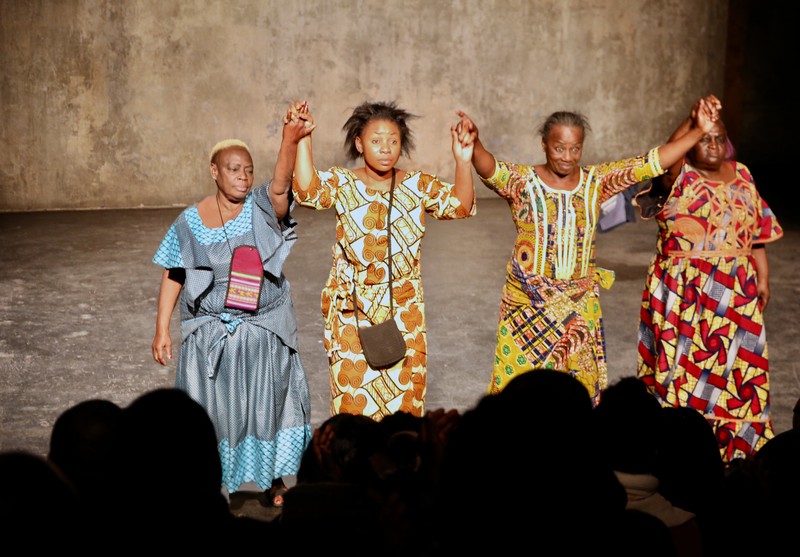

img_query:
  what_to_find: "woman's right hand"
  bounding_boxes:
[451,122,475,162]
[691,94,721,121]
[284,101,316,143]
[152,330,172,366]
[455,110,478,144]
[285,100,315,130]
[694,96,720,133]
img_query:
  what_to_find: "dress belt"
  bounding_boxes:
[662,248,750,258]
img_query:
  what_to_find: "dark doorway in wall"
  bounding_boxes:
[725,1,796,224]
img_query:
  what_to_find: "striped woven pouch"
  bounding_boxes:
[224,245,263,312]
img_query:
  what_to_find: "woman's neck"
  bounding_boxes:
[693,160,733,182]
[357,166,395,191]
[535,165,580,191]
[215,192,244,223]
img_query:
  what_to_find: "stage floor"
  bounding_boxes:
[2,198,798,520]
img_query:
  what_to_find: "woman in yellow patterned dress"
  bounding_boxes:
[456,98,718,405]
[292,101,475,420]
[636,102,783,461]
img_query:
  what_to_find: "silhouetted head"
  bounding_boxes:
[48,398,122,497]
[437,370,625,553]
[752,429,800,508]
[654,406,725,515]
[594,376,663,474]
[0,451,80,546]
[107,387,230,541]
[115,388,222,494]
[296,413,382,485]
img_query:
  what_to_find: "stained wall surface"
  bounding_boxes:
[0,0,727,212]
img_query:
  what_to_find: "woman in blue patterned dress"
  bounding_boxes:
[151,110,314,506]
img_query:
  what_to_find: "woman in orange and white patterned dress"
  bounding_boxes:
[636,102,783,462]
[292,101,475,420]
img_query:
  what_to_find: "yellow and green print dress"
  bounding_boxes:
[482,148,663,404]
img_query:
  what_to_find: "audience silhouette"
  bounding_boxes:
[0,450,81,550]
[282,412,392,555]
[101,388,278,549]
[47,398,122,511]
[436,370,627,554]
[594,376,703,557]
[3,382,797,555]
[748,427,800,553]
[654,406,726,557]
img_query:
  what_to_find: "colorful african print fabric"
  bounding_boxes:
[637,161,783,462]
[483,148,663,404]
[294,167,474,421]
[153,183,312,493]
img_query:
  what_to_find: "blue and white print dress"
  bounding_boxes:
[153,182,312,493]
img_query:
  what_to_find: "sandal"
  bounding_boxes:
[269,485,288,508]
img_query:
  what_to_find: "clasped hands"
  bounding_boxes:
[283,100,316,142]
[692,94,722,131]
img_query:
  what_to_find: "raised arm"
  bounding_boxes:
[450,117,476,208]
[656,94,722,178]
[635,95,721,215]
[456,110,496,179]
[270,101,316,219]
[290,100,318,194]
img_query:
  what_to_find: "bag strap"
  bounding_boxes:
[386,169,395,315]
[354,168,396,325]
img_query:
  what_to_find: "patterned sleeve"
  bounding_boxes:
[480,159,533,201]
[419,171,477,220]
[251,182,277,218]
[293,167,345,209]
[593,147,664,204]
[754,198,784,244]
[252,180,298,230]
[152,222,184,269]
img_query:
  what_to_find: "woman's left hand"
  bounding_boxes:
[283,100,316,142]
[757,280,770,311]
[694,97,720,134]
[451,123,474,162]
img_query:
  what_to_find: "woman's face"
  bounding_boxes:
[355,119,402,173]
[542,125,584,178]
[690,121,727,171]
[210,147,254,202]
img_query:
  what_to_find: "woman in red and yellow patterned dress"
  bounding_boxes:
[292,101,475,420]
[636,101,783,462]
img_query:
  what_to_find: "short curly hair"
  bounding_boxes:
[209,139,251,164]
[342,101,418,161]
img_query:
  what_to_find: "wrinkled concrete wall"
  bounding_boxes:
[0,0,727,211]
